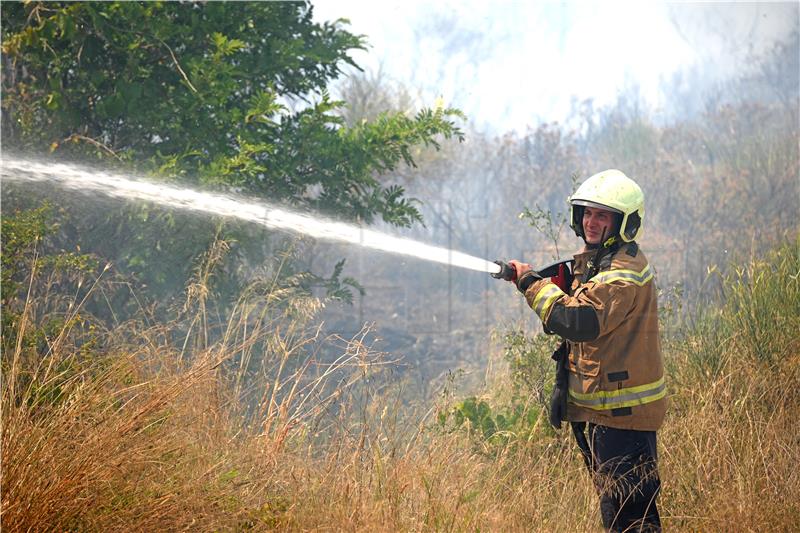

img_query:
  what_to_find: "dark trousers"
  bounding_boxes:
[583,423,662,532]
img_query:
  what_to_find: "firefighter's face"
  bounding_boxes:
[582,206,617,244]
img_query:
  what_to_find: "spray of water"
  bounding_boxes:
[1,157,501,275]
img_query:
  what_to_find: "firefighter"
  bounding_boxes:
[506,169,666,532]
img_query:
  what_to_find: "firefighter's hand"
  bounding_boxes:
[507,260,532,282]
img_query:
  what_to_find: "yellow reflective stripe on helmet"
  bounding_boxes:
[568,376,666,411]
[590,264,653,286]
[531,282,565,321]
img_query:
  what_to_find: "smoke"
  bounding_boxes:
[315,1,799,132]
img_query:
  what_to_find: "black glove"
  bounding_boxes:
[549,384,567,429]
[549,341,569,429]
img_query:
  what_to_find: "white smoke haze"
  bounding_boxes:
[313,0,798,132]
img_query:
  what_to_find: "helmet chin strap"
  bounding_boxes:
[582,227,620,249]
[602,234,619,248]
[584,235,617,249]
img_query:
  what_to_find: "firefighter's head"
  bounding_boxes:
[568,169,644,246]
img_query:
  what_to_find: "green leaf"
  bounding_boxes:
[106,93,125,117]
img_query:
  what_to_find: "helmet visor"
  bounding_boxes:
[570,199,623,214]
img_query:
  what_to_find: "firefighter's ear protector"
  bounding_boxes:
[622,211,642,241]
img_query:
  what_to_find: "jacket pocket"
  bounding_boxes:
[570,343,600,378]
[575,354,600,378]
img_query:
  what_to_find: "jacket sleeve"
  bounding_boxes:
[524,275,638,342]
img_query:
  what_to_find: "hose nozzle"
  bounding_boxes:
[491,260,517,281]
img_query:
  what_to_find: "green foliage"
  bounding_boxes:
[501,330,561,403]
[1,206,106,413]
[1,204,51,298]
[1,1,464,300]
[724,241,800,364]
[438,395,545,451]
[670,235,800,376]
[1,1,462,226]
[1,204,98,306]
[306,258,364,305]
[438,331,560,451]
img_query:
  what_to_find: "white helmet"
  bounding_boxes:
[568,169,645,243]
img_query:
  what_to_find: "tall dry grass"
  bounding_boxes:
[2,232,799,531]
[658,236,800,531]
[1,237,390,531]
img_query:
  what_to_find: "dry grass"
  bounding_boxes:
[660,351,800,531]
[657,237,800,532]
[2,238,798,532]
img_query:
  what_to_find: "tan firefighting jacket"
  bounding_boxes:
[524,242,666,431]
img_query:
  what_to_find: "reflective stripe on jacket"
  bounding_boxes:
[524,242,666,431]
